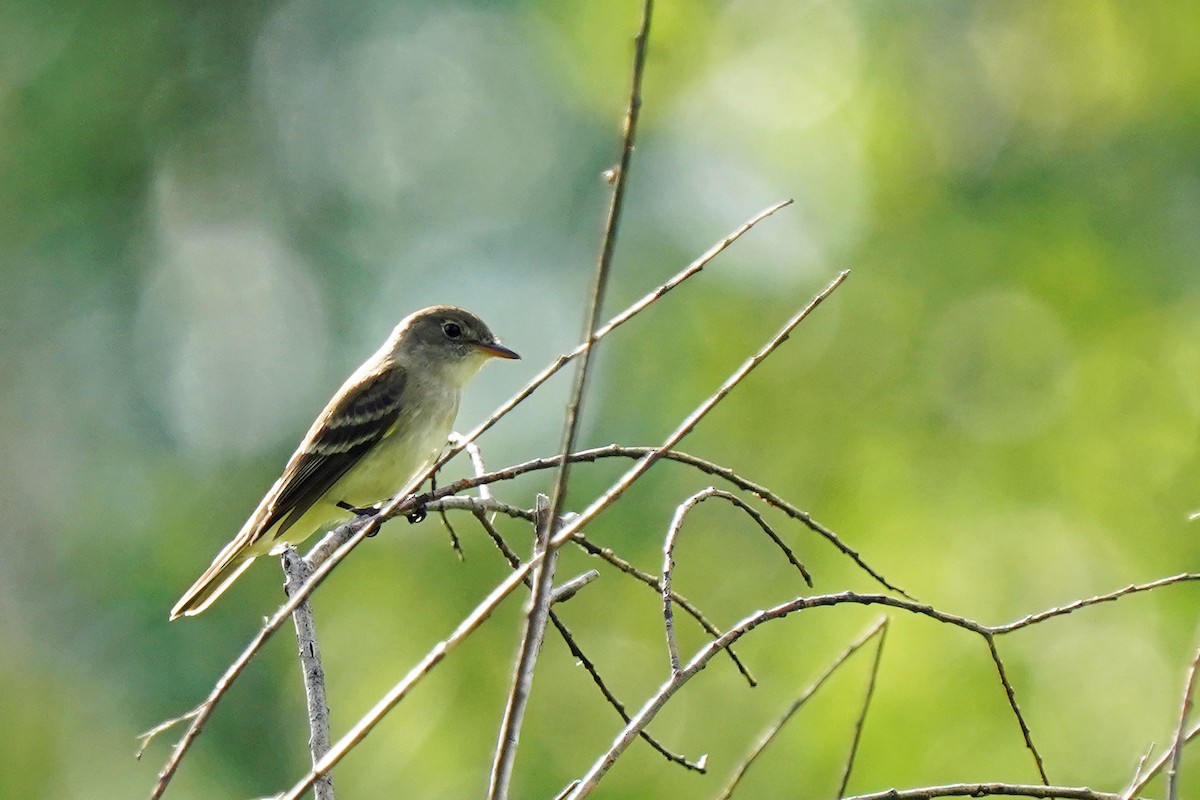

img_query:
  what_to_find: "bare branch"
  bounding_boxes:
[838,619,887,798]
[716,619,888,800]
[1167,640,1200,800]
[1125,721,1200,799]
[543,0,655,616]
[661,486,812,674]
[551,570,600,604]
[281,548,334,800]
[985,634,1049,785]
[147,513,378,800]
[489,495,559,800]
[135,709,200,761]
[991,573,1200,634]
[841,784,1130,800]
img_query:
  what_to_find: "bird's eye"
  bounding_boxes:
[442,322,463,340]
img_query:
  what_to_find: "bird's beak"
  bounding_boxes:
[477,340,521,360]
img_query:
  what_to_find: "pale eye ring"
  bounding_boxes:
[442,322,463,340]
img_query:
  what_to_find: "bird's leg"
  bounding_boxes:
[405,472,438,525]
[336,500,378,517]
[337,500,386,538]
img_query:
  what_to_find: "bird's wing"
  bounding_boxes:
[259,363,407,540]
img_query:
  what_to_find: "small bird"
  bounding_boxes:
[170,306,519,619]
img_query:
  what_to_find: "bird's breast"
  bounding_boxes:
[334,384,460,507]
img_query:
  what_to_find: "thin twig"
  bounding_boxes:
[135,709,200,761]
[662,487,814,673]
[489,495,559,800]
[985,634,1049,785]
[571,531,757,686]
[281,548,335,800]
[551,570,599,604]
[1126,744,1154,798]
[991,574,1200,633]
[841,784,1129,800]
[838,619,887,798]
[427,495,534,522]
[715,618,887,800]
[431,470,464,560]
[1167,639,1200,800]
[1125,722,1200,799]
[543,0,655,605]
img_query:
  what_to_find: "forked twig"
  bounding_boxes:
[715,618,888,800]
[1125,721,1200,799]
[662,487,814,674]
[136,709,201,761]
[838,618,887,797]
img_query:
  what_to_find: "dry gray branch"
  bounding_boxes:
[1167,640,1200,800]
[488,495,559,800]
[841,784,1130,800]
[281,548,334,800]
[1124,721,1200,799]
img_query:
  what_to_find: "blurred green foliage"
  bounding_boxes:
[1,0,1199,797]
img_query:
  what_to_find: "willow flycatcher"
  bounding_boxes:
[170,305,518,619]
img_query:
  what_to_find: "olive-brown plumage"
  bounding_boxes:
[170,306,518,619]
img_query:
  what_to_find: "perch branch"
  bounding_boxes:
[281,548,335,800]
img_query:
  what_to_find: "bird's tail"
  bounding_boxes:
[169,552,256,620]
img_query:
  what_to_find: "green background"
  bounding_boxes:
[2,1,1199,797]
